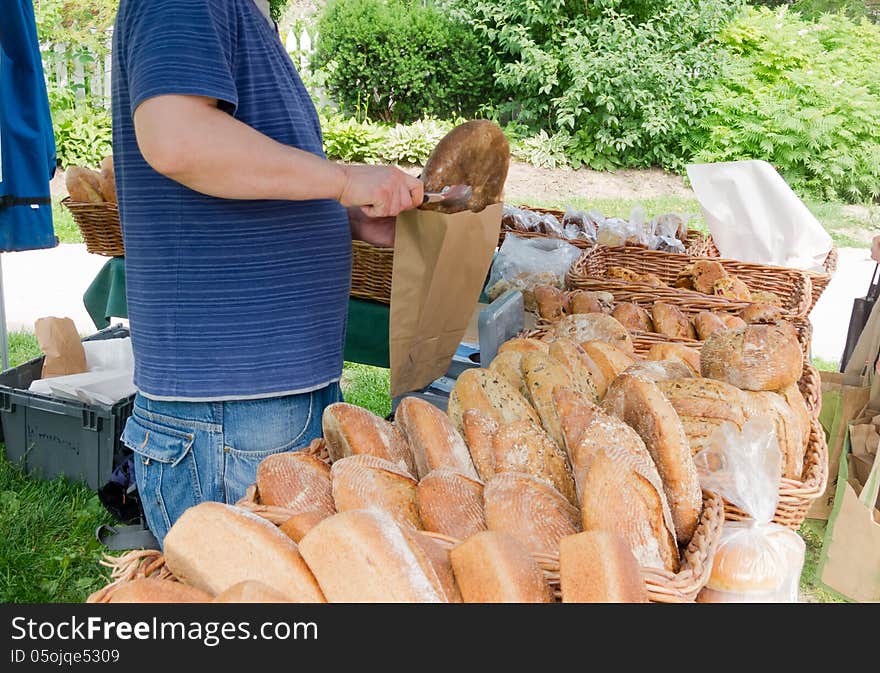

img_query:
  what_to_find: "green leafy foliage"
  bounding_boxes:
[313,0,497,123]
[452,0,742,171]
[689,7,880,201]
[320,114,386,163]
[511,130,571,169]
[51,101,112,169]
[320,114,454,166]
[381,118,455,165]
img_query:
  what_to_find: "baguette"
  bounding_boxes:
[163,502,325,602]
[551,313,634,353]
[492,420,577,506]
[298,509,447,602]
[256,451,334,518]
[396,396,478,479]
[483,471,580,557]
[322,402,415,476]
[447,368,541,436]
[701,324,803,391]
[602,374,701,545]
[449,531,553,603]
[559,531,649,603]
[461,409,498,481]
[105,578,213,603]
[417,467,486,540]
[212,581,291,603]
[330,454,422,529]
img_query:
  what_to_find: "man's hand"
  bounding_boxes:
[348,207,395,248]
[338,165,423,218]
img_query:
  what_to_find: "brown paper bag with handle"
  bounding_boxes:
[389,204,502,397]
[34,317,88,378]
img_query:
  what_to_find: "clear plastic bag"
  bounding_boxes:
[694,417,806,603]
[485,235,583,311]
[597,216,648,247]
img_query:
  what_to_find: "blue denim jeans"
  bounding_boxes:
[121,383,342,547]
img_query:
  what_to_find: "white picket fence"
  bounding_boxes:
[40,26,319,109]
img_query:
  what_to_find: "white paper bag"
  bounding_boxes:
[686,160,832,271]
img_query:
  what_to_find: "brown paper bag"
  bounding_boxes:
[389,203,502,397]
[35,317,87,378]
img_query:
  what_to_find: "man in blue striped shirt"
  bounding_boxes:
[113,0,423,544]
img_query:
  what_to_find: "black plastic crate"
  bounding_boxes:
[0,324,134,490]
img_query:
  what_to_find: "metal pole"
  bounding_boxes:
[0,253,8,371]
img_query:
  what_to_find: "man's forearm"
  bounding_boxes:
[134,95,347,201]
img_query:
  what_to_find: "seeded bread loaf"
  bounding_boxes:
[551,313,634,353]
[447,368,541,436]
[701,324,803,391]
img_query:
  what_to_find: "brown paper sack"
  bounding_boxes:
[389,204,502,397]
[35,317,87,378]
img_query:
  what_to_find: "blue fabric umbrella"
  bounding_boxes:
[0,0,57,252]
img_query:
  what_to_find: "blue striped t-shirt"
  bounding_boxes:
[111,0,352,400]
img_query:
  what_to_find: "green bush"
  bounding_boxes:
[381,118,454,165]
[452,0,742,170]
[320,114,386,163]
[48,86,112,169]
[689,7,880,201]
[313,0,497,124]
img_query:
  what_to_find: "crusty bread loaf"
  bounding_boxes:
[107,578,212,603]
[602,374,701,545]
[750,290,784,307]
[396,396,477,479]
[741,390,807,479]
[723,315,747,330]
[279,511,329,543]
[212,581,291,603]
[449,531,554,603]
[484,471,580,557]
[520,351,576,449]
[652,302,696,340]
[447,368,541,436]
[330,455,422,529]
[559,531,649,603]
[548,339,605,401]
[714,275,751,301]
[578,443,680,572]
[298,509,447,602]
[690,260,728,294]
[581,340,637,389]
[401,528,463,602]
[740,304,788,324]
[461,409,498,481]
[98,156,116,204]
[612,302,654,333]
[621,360,694,384]
[701,324,803,391]
[694,312,727,340]
[569,290,614,315]
[322,402,415,476]
[534,285,569,321]
[488,350,530,398]
[492,420,577,506]
[646,343,700,375]
[164,502,325,602]
[65,166,104,203]
[553,387,603,462]
[777,382,811,455]
[657,378,748,456]
[551,313,634,353]
[417,468,486,539]
[256,452,334,517]
[497,338,550,356]
[608,267,664,287]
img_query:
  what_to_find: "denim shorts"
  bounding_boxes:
[121,383,342,547]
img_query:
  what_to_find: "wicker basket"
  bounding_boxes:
[702,237,836,313]
[61,197,125,257]
[93,485,722,604]
[567,246,814,318]
[500,205,710,256]
[350,240,394,304]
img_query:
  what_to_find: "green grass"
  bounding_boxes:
[811,356,840,372]
[514,193,879,248]
[341,362,392,417]
[8,332,40,366]
[799,519,848,603]
[52,197,84,245]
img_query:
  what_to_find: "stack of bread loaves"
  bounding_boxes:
[65,157,116,205]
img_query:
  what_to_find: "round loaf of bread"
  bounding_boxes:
[701,324,803,391]
[622,360,694,384]
[569,290,614,315]
[612,302,654,333]
[652,302,696,340]
[646,343,700,375]
[552,313,634,353]
[693,311,727,340]
[534,285,568,321]
[740,304,788,325]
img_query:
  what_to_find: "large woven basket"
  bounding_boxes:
[567,245,813,318]
[501,205,711,256]
[702,237,837,313]
[351,240,394,304]
[61,197,125,257]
